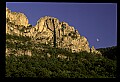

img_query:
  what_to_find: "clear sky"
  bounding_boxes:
[6,2,117,49]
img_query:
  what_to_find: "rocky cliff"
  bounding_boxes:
[6,7,29,27]
[6,7,101,55]
[34,16,90,53]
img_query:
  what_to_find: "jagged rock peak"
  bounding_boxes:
[33,16,90,53]
[6,7,29,27]
[6,8,102,55]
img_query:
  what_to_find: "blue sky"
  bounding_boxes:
[6,2,117,49]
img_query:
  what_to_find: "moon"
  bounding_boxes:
[97,38,99,42]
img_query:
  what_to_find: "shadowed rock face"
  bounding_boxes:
[6,7,101,54]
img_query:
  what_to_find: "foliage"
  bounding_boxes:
[70,31,77,39]
[6,47,117,78]
[27,24,32,28]
[96,46,117,60]
[6,34,31,42]
[6,33,117,78]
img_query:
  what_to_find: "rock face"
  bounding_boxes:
[6,7,29,27]
[91,46,101,55]
[6,7,101,55]
[33,16,90,53]
[6,7,31,36]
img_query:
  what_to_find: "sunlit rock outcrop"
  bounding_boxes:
[6,7,101,56]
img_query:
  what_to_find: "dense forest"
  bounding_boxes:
[96,46,117,60]
[6,34,117,78]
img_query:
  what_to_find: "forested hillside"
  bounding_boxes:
[96,46,117,60]
[6,34,117,78]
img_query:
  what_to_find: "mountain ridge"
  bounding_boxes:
[6,7,101,56]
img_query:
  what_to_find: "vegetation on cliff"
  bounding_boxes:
[6,34,117,78]
[6,7,117,78]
